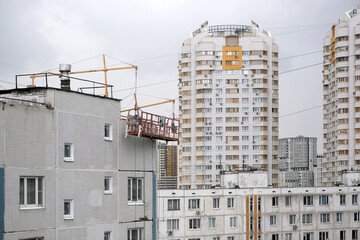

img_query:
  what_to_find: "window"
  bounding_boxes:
[104,177,113,195]
[352,230,358,240]
[127,228,142,240]
[354,212,360,222]
[272,196,278,206]
[319,232,329,240]
[104,123,113,141]
[168,199,180,210]
[167,219,179,230]
[64,199,74,220]
[258,197,261,211]
[336,212,343,222]
[258,216,261,230]
[213,198,220,209]
[230,217,237,228]
[104,231,111,240]
[340,194,346,205]
[19,177,44,208]
[189,218,201,229]
[303,232,314,240]
[227,197,234,208]
[127,178,143,203]
[208,217,216,229]
[320,213,330,223]
[272,234,279,240]
[189,199,200,209]
[19,238,44,240]
[352,194,358,205]
[285,233,292,240]
[340,230,346,240]
[303,196,313,206]
[302,214,312,224]
[64,143,74,161]
[228,237,234,240]
[319,195,329,205]
[270,215,277,226]
[285,196,292,206]
[289,214,296,225]
[213,238,220,240]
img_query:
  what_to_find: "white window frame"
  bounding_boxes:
[189,218,201,229]
[270,215,277,226]
[213,198,220,209]
[104,123,113,141]
[230,217,237,228]
[64,143,74,162]
[302,214,312,224]
[168,199,180,211]
[167,219,179,230]
[303,196,313,206]
[319,231,329,240]
[64,199,74,220]
[127,228,143,240]
[104,176,113,195]
[20,176,44,209]
[208,217,216,229]
[227,197,234,208]
[272,196,279,207]
[128,177,143,204]
[340,194,346,205]
[352,194,358,205]
[319,195,329,205]
[188,199,200,210]
[289,214,296,225]
[336,212,343,222]
[354,212,360,222]
[285,196,292,206]
[285,233,292,240]
[104,231,112,240]
[320,213,330,223]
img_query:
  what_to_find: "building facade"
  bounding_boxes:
[278,136,319,187]
[158,142,178,189]
[178,21,279,189]
[158,185,360,240]
[0,87,157,240]
[323,5,360,186]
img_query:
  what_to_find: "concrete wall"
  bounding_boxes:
[0,88,156,240]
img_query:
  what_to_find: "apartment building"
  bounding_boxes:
[178,21,279,189]
[158,172,360,240]
[158,142,178,189]
[278,136,319,187]
[0,83,158,239]
[323,5,360,186]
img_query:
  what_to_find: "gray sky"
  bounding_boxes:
[1,0,359,153]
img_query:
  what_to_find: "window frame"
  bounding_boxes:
[303,196,313,206]
[168,199,180,211]
[64,143,74,162]
[19,176,44,209]
[208,217,216,229]
[229,216,237,228]
[227,197,234,208]
[272,196,279,207]
[188,199,200,210]
[127,228,143,240]
[104,176,113,195]
[285,196,292,206]
[64,199,74,220]
[167,219,180,230]
[104,231,112,240]
[270,215,277,226]
[189,218,201,230]
[104,123,113,141]
[127,177,143,204]
[213,198,220,209]
[319,195,329,205]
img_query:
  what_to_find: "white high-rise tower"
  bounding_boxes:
[178,22,279,189]
[323,5,360,186]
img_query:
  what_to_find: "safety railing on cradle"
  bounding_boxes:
[126,109,179,141]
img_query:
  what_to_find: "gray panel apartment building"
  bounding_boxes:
[0,87,156,240]
[279,136,319,187]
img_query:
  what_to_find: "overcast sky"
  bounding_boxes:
[1,0,359,152]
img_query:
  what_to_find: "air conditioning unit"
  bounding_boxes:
[256,112,259,115]
[216,94,219,96]
[205,75,208,77]
[220,103,223,105]
[256,93,259,96]
[196,210,201,215]
[210,180,212,182]
[209,103,212,105]
[253,141,256,144]
[245,112,248,115]
[216,84,219,86]
[210,65,213,67]
[259,54,262,57]
[225,140,228,143]
[205,84,208,86]
[245,74,248,77]
[292,225,298,231]
[247,84,250,87]
[167,230,173,236]
[253,102,255,105]
[235,55,238,58]
[251,84,254,86]
[251,74,255,77]
[241,122,244,124]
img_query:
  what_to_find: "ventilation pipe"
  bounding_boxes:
[59,64,71,90]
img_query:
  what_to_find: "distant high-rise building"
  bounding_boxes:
[178,21,279,189]
[157,142,178,189]
[278,136,318,187]
[323,5,360,186]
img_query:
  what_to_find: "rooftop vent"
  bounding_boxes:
[59,64,71,90]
